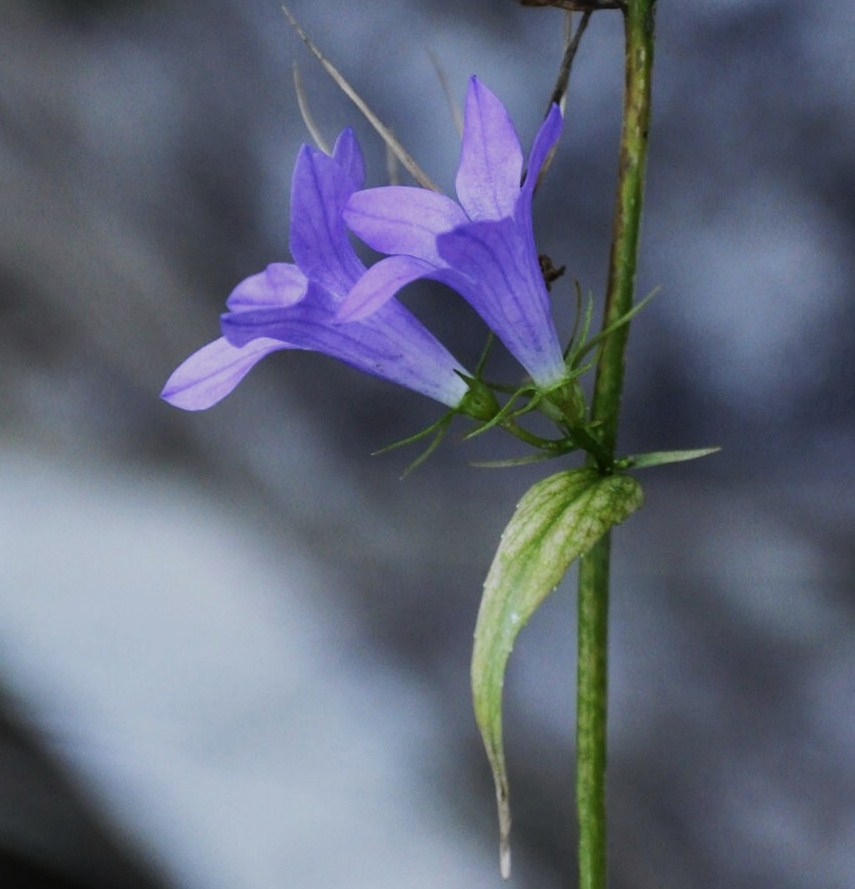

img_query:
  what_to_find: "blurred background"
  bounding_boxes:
[1,1,853,887]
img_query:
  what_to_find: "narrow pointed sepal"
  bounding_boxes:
[616,446,721,470]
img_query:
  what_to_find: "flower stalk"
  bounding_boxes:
[576,3,656,889]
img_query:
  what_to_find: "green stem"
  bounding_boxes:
[576,537,610,889]
[575,3,655,889]
[590,0,656,450]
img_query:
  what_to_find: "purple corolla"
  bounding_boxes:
[161,130,471,411]
[340,76,568,390]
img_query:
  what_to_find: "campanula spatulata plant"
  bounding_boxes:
[164,3,717,883]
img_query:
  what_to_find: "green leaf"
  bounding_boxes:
[617,445,721,470]
[471,467,643,877]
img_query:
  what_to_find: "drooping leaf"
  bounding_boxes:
[471,467,643,877]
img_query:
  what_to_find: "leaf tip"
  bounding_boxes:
[497,782,512,878]
[500,836,512,879]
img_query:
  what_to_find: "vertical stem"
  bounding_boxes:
[576,536,611,889]
[576,2,655,889]
[591,0,656,451]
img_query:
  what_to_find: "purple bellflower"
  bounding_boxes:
[161,130,473,412]
[340,77,568,391]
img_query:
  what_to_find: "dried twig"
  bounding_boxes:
[428,49,464,138]
[548,10,593,111]
[282,4,439,191]
[292,63,331,154]
[519,0,622,12]
[535,10,593,188]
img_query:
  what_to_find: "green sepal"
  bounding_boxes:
[563,283,594,360]
[615,445,721,470]
[471,467,643,876]
[370,377,502,476]
[371,411,452,456]
[371,413,454,477]
[570,285,661,369]
[470,450,565,469]
[473,331,496,379]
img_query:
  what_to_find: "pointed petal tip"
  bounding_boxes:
[160,388,212,412]
[521,102,564,195]
[465,77,517,130]
[226,263,308,311]
[467,74,493,101]
[161,336,286,411]
[334,125,356,146]
[332,127,365,188]
[160,376,222,412]
[457,77,523,221]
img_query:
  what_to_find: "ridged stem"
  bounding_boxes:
[576,3,656,888]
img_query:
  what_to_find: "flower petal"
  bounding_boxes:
[332,127,365,190]
[163,128,473,411]
[437,217,566,387]
[355,300,470,406]
[337,254,441,322]
[226,263,308,311]
[288,145,365,297]
[455,77,524,222]
[221,286,469,407]
[345,186,467,264]
[521,103,563,196]
[161,336,289,410]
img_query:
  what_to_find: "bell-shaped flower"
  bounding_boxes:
[340,76,568,390]
[162,130,471,412]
